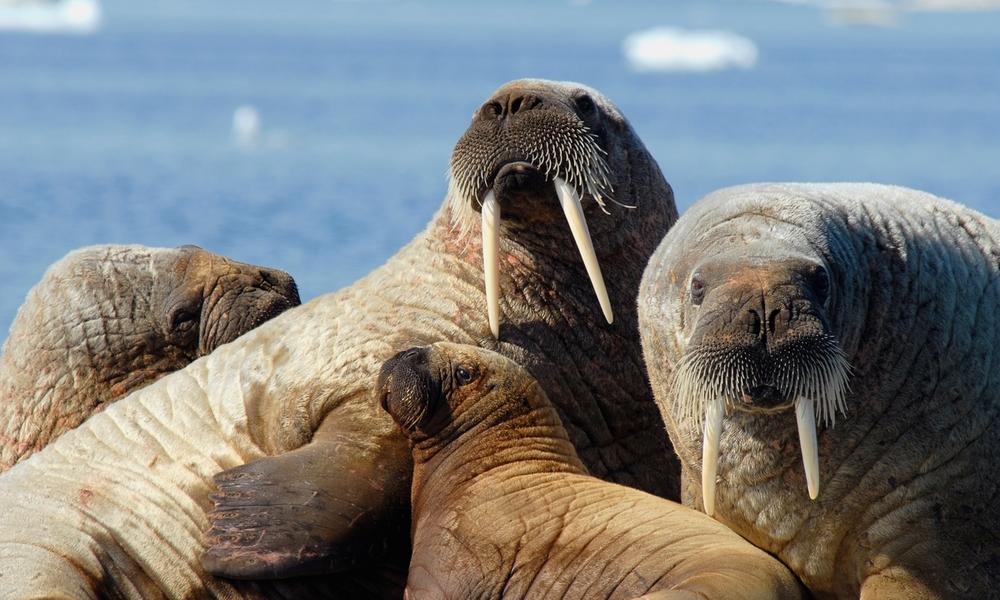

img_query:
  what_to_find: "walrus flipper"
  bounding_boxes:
[202,420,412,579]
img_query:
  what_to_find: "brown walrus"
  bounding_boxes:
[639,183,1000,599]
[0,243,300,471]
[377,341,803,600]
[0,79,678,598]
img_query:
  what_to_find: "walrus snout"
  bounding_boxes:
[377,346,439,434]
[669,253,850,514]
[195,262,301,355]
[449,80,621,337]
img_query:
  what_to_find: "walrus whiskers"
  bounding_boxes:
[671,336,850,512]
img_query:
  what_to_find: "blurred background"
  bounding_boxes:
[1,0,998,334]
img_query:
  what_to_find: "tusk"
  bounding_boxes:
[796,396,820,500]
[554,177,614,324]
[701,397,725,517]
[482,191,501,338]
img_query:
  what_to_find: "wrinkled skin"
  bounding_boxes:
[378,342,803,600]
[0,80,677,598]
[639,183,1000,599]
[0,244,299,471]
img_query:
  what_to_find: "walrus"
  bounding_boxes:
[638,183,1000,599]
[378,341,803,600]
[0,243,300,471]
[0,79,679,598]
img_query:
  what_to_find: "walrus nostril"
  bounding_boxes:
[480,101,503,120]
[507,93,541,115]
[767,308,781,336]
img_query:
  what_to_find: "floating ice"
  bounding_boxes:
[623,27,759,73]
[0,0,101,34]
[232,105,261,149]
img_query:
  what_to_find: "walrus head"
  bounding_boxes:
[447,79,668,336]
[377,342,544,447]
[153,245,300,358]
[640,189,854,516]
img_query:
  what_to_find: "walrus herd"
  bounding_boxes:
[0,80,996,600]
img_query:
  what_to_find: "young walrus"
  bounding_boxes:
[639,183,1000,599]
[0,244,300,470]
[377,341,803,600]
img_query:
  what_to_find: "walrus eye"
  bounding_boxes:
[575,94,596,114]
[454,365,476,386]
[690,274,706,306]
[170,310,198,332]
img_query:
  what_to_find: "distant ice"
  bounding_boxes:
[232,105,261,148]
[623,27,759,73]
[0,0,101,34]
[231,105,289,151]
[767,0,1000,17]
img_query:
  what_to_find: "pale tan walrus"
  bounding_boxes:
[639,183,1000,599]
[0,79,678,598]
[377,341,803,600]
[0,244,299,471]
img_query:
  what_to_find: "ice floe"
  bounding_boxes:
[0,0,101,34]
[623,27,759,73]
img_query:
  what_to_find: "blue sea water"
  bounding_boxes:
[0,0,998,334]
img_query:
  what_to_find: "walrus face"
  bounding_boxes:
[377,342,536,444]
[647,204,852,516]
[448,79,642,336]
[156,246,300,357]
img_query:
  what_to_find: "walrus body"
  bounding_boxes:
[0,80,678,598]
[639,183,1000,599]
[0,244,299,471]
[378,342,802,600]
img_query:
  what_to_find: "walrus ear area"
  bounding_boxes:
[202,416,412,579]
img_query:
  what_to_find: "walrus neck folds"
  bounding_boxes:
[411,385,586,504]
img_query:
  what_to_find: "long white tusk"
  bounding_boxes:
[795,396,820,500]
[554,177,614,324]
[482,191,501,338]
[701,397,725,517]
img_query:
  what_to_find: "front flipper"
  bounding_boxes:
[202,416,412,579]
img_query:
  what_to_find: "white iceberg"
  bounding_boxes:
[0,0,101,34]
[623,27,759,73]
